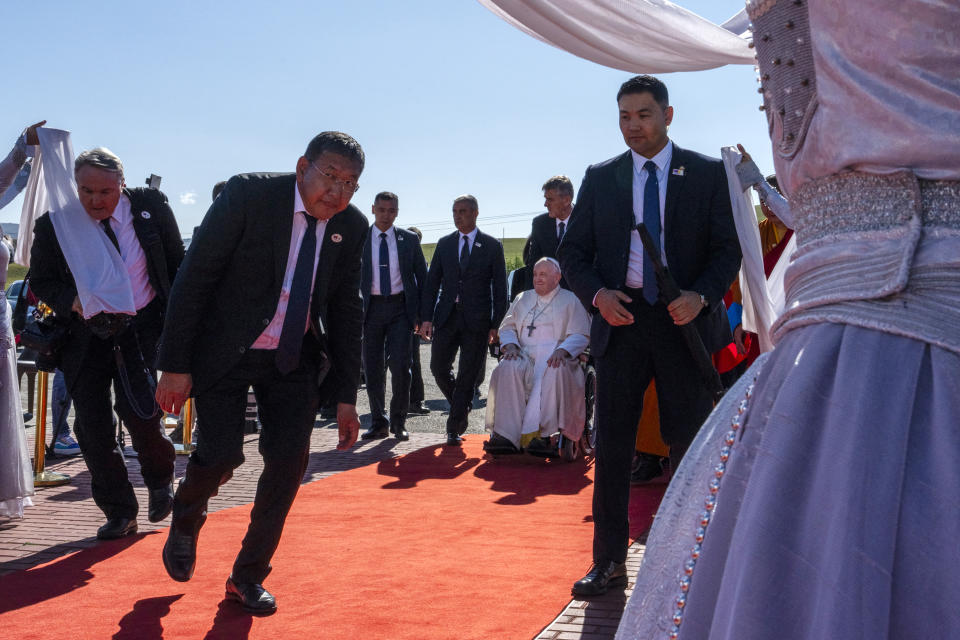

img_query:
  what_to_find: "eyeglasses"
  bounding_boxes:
[310,161,360,193]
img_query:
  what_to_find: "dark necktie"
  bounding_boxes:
[459,235,470,272]
[557,220,565,243]
[457,234,470,303]
[276,213,318,374]
[642,160,661,305]
[378,231,391,296]
[101,218,121,255]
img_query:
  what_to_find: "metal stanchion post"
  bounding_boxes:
[33,370,70,487]
[175,398,195,455]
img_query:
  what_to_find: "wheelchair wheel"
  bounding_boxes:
[560,434,581,462]
[580,362,597,456]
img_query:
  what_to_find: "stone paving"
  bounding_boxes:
[3,346,646,639]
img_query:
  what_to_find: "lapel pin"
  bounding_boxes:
[474,242,482,248]
[331,233,343,243]
[140,211,151,219]
[671,167,685,176]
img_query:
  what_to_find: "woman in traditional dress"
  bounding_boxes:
[617,1,960,638]
[0,227,34,518]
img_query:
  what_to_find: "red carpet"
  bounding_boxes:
[0,440,664,639]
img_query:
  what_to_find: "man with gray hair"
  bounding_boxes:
[420,195,508,446]
[515,175,575,297]
[29,145,183,540]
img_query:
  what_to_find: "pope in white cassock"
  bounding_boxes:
[484,257,591,455]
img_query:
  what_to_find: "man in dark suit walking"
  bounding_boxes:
[511,175,575,299]
[559,75,740,596]
[30,147,182,540]
[420,195,508,446]
[359,192,427,441]
[155,132,367,614]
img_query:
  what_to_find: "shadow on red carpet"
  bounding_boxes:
[0,439,664,639]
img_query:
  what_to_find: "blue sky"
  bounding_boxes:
[2,0,770,243]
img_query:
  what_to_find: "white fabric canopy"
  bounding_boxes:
[476,0,754,73]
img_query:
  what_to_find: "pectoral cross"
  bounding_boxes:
[527,323,536,337]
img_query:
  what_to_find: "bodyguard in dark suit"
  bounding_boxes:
[29,147,182,540]
[155,132,367,614]
[559,76,740,596]
[527,175,574,284]
[420,195,508,446]
[511,175,574,299]
[359,192,427,441]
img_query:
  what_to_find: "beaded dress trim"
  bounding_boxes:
[665,375,758,639]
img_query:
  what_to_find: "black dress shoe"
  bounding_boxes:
[97,517,138,540]
[526,436,561,458]
[407,402,431,415]
[630,453,668,485]
[571,560,627,597]
[361,426,389,440]
[148,481,175,522]
[225,577,277,615]
[445,433,463,446]
[483,433,519,455]
[391,427,409,441]
[163,526,199,582]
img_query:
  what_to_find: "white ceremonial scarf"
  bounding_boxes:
[476,1,753,73]
[21,129,136,317]
[721,146,796,352]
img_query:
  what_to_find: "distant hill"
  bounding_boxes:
[0,222,18,240]
[421,237,527,271]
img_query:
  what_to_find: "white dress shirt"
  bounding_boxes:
[371,225,404,295]
[252,184,327,349]
[625,141,672,289]
[105,195,156,310]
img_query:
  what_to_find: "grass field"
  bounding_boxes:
[6,263,27,284]
[422,237,527,271]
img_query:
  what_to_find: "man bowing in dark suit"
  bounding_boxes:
[155,131,367,615]
[359,191,427,441]
[559,75,741,596]
[420,195,508,446]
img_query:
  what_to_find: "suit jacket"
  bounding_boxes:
[156,173,367,404]
[527,212,561,264]
[361,225,427,327]
[421,229,508,333]
[527,211,570,290]
[29,187,184,379]
[558,144,741,357]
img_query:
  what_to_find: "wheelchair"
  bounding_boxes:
[484,342,597,462]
